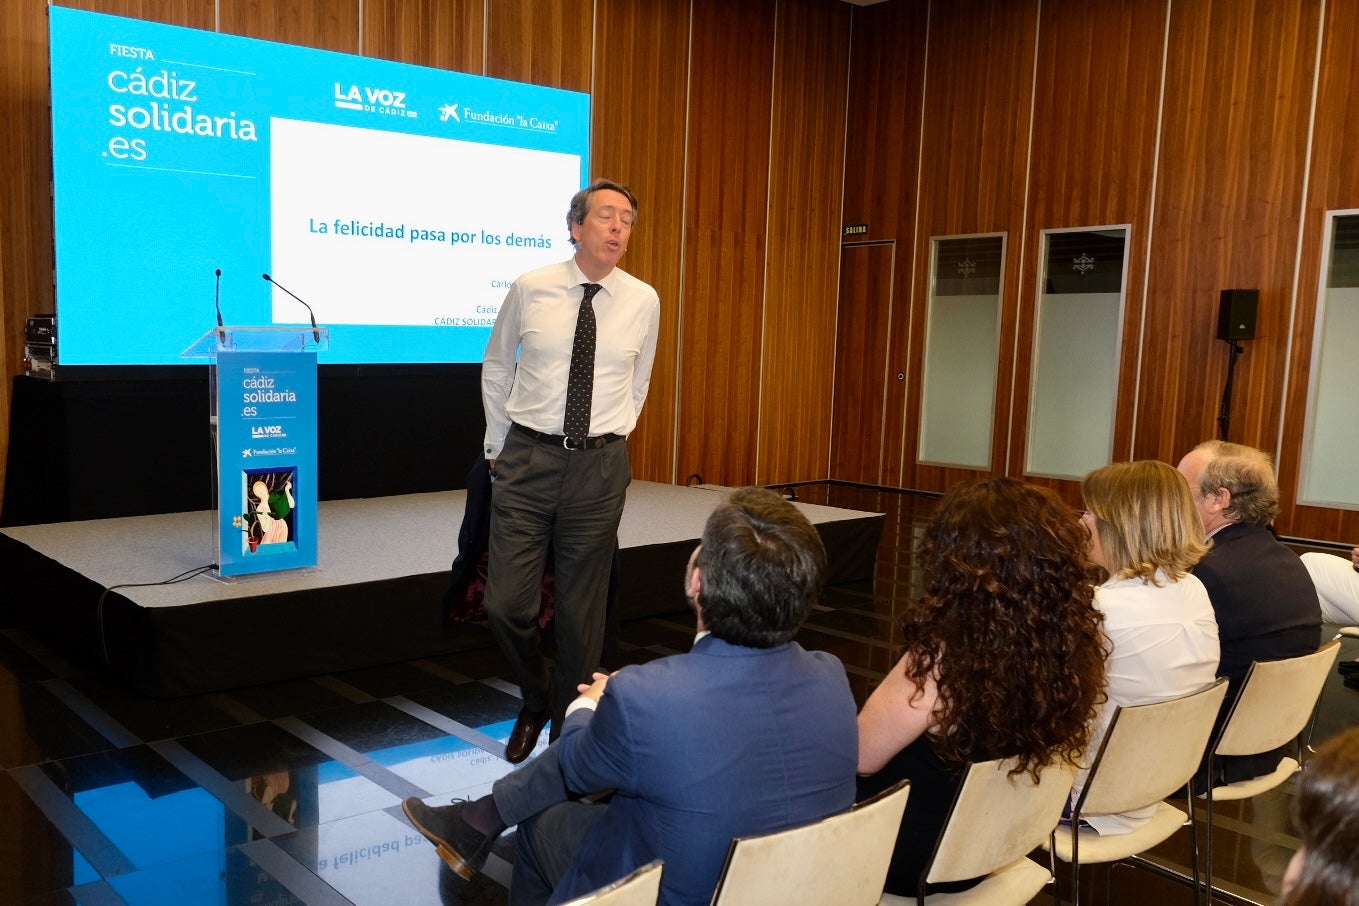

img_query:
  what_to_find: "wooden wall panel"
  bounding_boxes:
[839,0,927,488]
[591,0,691,484]
[56,0,215,27]
[486,0,592,92]
[840,1,927,246]
[1008,0,1167,503]
[901,0,1039,494]
[6,0,1359,543]
[759,0,851,485]
[362,0,485,72]
[0,0,49,526]
[219,0,359,51]
[1133,0,1319,474]
[1277,0,1359,542]
[831,242,895,484]
[676,0,777,488]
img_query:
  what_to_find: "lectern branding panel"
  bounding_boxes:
[217,350,318,576]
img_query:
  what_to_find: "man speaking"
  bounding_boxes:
[480,179,661,762]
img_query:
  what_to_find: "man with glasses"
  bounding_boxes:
[479,179,661,763]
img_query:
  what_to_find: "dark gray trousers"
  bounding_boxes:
[483,427,630,733]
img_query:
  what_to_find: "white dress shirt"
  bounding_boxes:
[481,258,660,459]
[1076,570,1221,835]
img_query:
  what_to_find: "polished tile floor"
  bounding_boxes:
[1,483,1355,905]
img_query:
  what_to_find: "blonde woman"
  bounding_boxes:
[1075,460,1221,834]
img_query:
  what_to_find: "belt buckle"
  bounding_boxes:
[563,435,581,450]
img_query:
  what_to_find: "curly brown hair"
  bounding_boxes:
[900,478,1108,779]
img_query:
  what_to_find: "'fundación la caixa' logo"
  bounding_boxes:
[252,425,287,439]
[333,82,417,119]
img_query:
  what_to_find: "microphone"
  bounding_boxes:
[261,273,321,345]
[214,268,225,340]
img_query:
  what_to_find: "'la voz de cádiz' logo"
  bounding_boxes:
[333,83,417,119]
[252,425,286,439]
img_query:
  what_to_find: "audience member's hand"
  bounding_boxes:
[577,671,612,703]
[1351,545,1358,570]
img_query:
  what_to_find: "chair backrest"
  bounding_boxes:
[922,756,1078,887]
[1214,640,1341,757]
[709,779,910,906]
[1076,678,1229,817]
[558,859,664,906]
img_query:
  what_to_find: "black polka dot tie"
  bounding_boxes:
[563,283,601,441]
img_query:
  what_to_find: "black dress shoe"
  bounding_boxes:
[1338,660,1359,676]
[504,706,551,764]
[403,798,494,881]
[1345,673,1359,691]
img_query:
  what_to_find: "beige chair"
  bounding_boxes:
[1196,640,1341,903]
[1044,678,1230,906]
[557,859,664,906]
[879,756,1079,906]
[709,779,910,906]
[1307,629,1357,754]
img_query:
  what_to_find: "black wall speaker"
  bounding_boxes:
[1216,289,1259,341]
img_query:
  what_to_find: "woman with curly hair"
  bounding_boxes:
[1280,726,1359,906]
[1074,460,1220,834]
[857,477,1108,898]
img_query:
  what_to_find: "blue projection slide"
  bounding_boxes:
[49,7,589,366]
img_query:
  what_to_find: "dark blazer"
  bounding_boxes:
[548,635,859,906]
[1192,522,1322,783]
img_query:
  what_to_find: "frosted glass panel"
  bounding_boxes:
[1300,213,1359,507]
[918,235,1003,468]
[1026,228,1127,478]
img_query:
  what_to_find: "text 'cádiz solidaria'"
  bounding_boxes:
[243,389,297,403]
[108,102,258,140]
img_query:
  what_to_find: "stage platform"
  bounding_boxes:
[0,481,883,697]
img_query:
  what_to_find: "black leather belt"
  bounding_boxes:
[512,422,624,450]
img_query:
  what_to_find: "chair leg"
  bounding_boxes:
[1203,785,1216,906]
[1048,830,1063,906]
[1185,784,1203,906]
[1071,824,1082,906]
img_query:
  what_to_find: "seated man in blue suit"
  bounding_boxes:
[404,486,859,906]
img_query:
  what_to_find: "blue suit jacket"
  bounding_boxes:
[547,635,859,906]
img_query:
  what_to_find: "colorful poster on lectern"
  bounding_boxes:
[216,350,318,577]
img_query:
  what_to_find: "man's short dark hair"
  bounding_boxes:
[567,178,638,246]
[694,487,827,648]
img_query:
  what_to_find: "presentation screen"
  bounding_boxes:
[48,7,590,366]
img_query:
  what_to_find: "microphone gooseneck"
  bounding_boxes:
[214,268,225,338]
[261,273,321,345]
